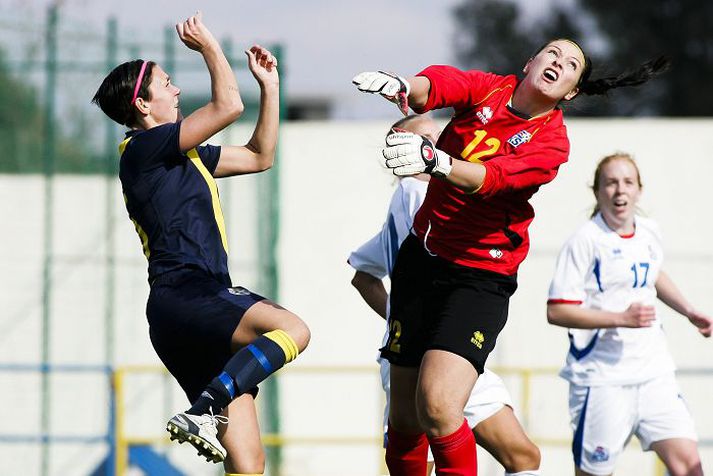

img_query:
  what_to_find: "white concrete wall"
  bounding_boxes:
[0,119,711,475]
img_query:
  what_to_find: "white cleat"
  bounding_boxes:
[166,411,228,463]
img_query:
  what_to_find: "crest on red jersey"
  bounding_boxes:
[507,130,532,148]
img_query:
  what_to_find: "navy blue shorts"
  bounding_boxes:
[146,267,265,403]
[381,235,517,374]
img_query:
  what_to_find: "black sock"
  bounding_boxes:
[186,330,299,416]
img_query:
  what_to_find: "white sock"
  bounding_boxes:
[504,471,541,476]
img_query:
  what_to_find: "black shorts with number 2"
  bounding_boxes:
[381,234,518,374]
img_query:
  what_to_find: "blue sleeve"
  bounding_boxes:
[122,121,181,172]
[196,144,222,175]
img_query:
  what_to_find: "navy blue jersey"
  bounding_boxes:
[119,121,230,284]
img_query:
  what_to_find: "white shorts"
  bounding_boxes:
[380,359,512,445]
[569,372,697,475]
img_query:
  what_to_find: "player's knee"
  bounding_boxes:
[666,454,702,476]
[225,450,265,475]
[389,413,423,435]
[286,318,310,352]
[502,440,541,473]
[415,393,460,434]
[277,314,310,353]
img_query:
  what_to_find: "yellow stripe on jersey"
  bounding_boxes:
[187,148,229,254]
[123,193,151,258]
[530,114,554,139]
[118,137,131,155]
[118,138,151,258]
[225,473,263,476]
[474,84,513,107]
[264,329,299,363]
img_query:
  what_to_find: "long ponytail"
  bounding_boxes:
[578,56,670,96]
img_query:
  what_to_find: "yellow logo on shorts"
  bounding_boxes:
[470,331,485,349]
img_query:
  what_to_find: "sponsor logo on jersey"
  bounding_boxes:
[470,331,485,349]
[476,106,493,124]
[507,130,532,148]
[228,286,251,296]
[489,248,503,259]
[591,446,609,462]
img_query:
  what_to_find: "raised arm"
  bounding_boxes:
[176,12,245,153]
[405,76,431,110]
[547,302,656,329]
[214,45,280,177]
[352,71,431,115]
[656,270,712,337]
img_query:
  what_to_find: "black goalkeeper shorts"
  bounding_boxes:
[380,234,518,374]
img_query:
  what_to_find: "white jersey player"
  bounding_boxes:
[350,115,541,476]
[547,153,711,476]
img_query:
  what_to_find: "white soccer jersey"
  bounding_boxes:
[348,176,429,338]
[349,176,428,279]
[548,213,675,386]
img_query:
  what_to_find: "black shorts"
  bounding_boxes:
[146,266,265,403]
[381,234,518,374]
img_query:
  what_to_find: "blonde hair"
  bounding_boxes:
[590,153,643,217]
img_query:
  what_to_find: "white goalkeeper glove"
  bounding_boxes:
[382,132,452,177]
[352,70,411,115]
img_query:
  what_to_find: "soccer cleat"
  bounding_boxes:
[166,410,228,463]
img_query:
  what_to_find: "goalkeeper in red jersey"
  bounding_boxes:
[353,39,668,476]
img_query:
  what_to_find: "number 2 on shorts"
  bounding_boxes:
[389,320,402,353]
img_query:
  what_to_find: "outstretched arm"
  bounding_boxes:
[352,71,431,115]
[214,45,280,177]
[656,270,712,337]
[351,271,388,320]
[176,12,244,153]
[547,302,656,329]
[405,76,431,110]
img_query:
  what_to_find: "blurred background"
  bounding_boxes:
[0,0,711,475]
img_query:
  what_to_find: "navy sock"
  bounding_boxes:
[187,330,299,416]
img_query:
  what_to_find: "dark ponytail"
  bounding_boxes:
[578,56,670,96]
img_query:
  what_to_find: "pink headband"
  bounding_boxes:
[130,61,148,105]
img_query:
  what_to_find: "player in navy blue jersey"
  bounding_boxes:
[92,12,309,475]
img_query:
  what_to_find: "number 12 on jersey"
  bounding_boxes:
[460,130,501,163]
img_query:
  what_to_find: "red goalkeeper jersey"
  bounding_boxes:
[412,65,570,275]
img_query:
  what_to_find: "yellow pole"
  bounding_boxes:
[654,456,667,476]
[521,368,532,430]
[114,368,128,476]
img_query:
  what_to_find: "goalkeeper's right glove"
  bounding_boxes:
[382,131,452,177]
[352,71,411,115]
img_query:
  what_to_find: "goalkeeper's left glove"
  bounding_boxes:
[352,71,410,115]
[382,131,452,177]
